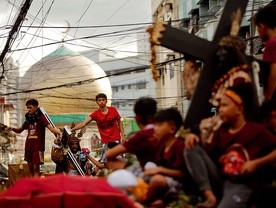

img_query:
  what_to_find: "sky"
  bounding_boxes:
[0,0,152,75]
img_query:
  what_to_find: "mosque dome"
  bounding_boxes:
[19,45,112,117]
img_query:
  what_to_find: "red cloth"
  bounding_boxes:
[263,37,276,63]
[123,124,159,167]
[206,122,276,161]
[155,138,189,181]
[0,174,136,208]
[89,107,121,143]
[22,114,49,152]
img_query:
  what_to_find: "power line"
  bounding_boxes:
[72,0,94,38]
[0,0,34,80]
[10,26,145,52]
[6,0,56,77]
[87,0,131,36]
[1,56,184,96]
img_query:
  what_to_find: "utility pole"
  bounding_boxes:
[0,0,33,81]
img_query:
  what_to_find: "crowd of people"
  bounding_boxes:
[3,4,276,208]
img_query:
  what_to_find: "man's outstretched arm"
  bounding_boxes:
[105,144,127,160]
[71,116,93,131]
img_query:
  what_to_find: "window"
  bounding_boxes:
[112,86,118,92]
[135,68,146,73]
[113,102,119,108]
[158,67,165,86]
[121,85,125,90]
[136,83,146,89]
[167,54,175,79]
[128,84,131,89]
[168,62,174,79]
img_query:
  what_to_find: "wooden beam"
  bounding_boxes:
[159,24,214,61]
[183,0,249,128]
[152,0,250,128]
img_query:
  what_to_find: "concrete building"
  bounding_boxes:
[0,57,20,127]
[179,0,272,41]
[151,0,273,118]
[151,0,185,113]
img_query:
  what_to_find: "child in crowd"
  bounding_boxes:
[184,83,276,208]
[143,108,191,207]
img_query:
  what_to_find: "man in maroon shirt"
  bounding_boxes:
[255,5,276,101]
[7,99,61,177]
[184,84,276,208]
[72,93,125,162]
[106,97,158,169]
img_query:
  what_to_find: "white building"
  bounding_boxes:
[151,0,185,113]
[0,57,20,127]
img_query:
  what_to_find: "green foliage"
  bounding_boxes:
[167,191,202,208]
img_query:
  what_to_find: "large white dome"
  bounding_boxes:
[19,45,112,115]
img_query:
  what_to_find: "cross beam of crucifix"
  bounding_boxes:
[150,0,249,129]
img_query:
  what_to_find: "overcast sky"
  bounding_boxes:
[0,0,152,74]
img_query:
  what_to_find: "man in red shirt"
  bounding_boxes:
[71,93,125,162]
[255,5,276,101]
[7,99,62,177]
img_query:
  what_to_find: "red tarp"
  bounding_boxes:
[0,174,136,208]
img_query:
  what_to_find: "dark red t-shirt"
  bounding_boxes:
[155,138,189,181]
[206,122,276,161]
[89,107,121,144]
[263,37,276,99]
[122,124,159,168]
[263,37,276,63]
[22,114,49,152]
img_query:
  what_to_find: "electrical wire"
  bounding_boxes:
[2,0,270,96]
[10,26,145,52]
[1,56,184,96]
[72,0,94,38]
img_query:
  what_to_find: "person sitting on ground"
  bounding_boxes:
[51,136,95,176]
[143,108,192,207]
[106,97,159,174]
[184,83,276,208]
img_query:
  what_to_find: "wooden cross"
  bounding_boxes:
[150,0,249,129]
